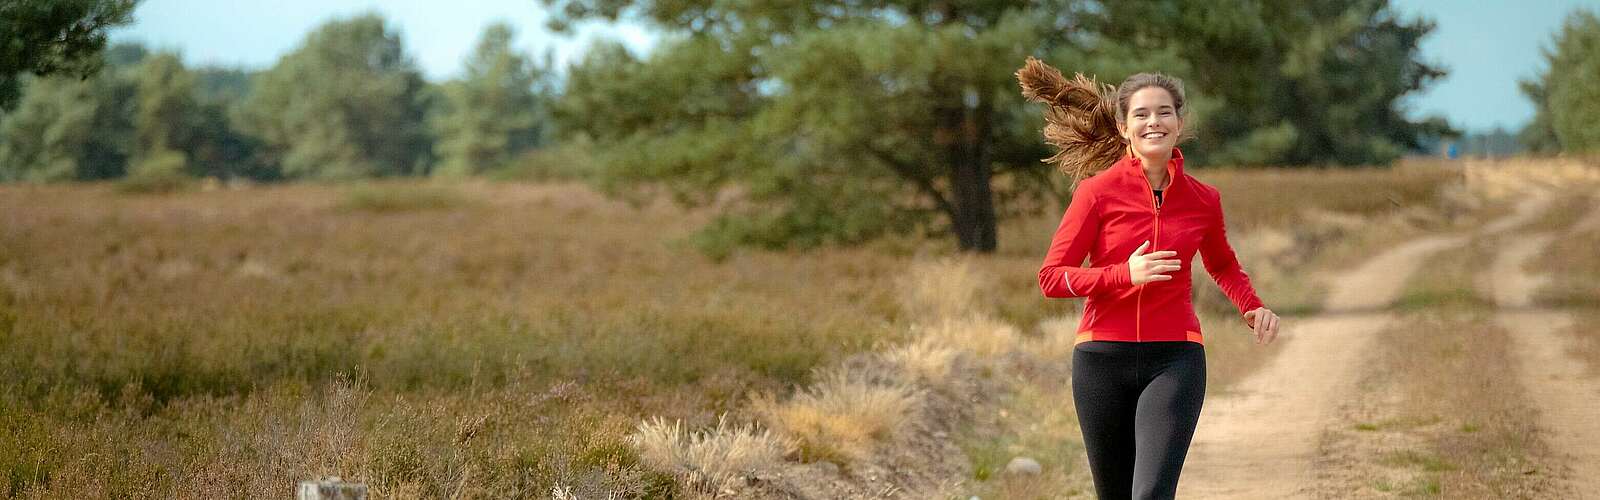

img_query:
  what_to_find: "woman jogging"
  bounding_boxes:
[1017,57,1282,500]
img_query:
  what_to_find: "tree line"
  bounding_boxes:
[4,1,1600,253]
[0,12,549,183]
[541,0,1460,252]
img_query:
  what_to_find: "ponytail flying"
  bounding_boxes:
[1015,56,1124,182]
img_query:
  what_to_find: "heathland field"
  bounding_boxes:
[4,159,1599,498]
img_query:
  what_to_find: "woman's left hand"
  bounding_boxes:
[1242,307,1279,345]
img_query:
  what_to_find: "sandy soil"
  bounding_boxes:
[1491,223,1600,497]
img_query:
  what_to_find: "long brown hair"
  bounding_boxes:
[1016,57,1188,181]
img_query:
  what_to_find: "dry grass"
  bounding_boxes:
[908,316,1022,359]
[1393,236,1497,311]
[336,181,477,212]
[1516,191,1593,233]
[1535,193,1600,374]
[0,371,698,498]
[958,376,1094,499]
[899,257,987,322]
[1200,161,1466,231]
[1460,157,1600,202]
[751,370,920,466]
[0,180,909,496]
[1534,195,1600,309]
[1563,310,1600,380]
[878,338,961,389]
[627,415,794,496]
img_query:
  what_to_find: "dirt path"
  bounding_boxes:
[1490,226,1600,497]
[1571,193,1600,234]
[1176,233,1466,498]
[1480,194,1556,236]
[1176,180,1579,498]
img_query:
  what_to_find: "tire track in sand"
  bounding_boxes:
[1490,224,1600,496]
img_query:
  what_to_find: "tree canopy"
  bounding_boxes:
[1521,9,1600,155]
[233,13,433,179]
[431,22,549,177]
[0,49,138,182]
[0,0,137,111]
[1095,0,1452,165]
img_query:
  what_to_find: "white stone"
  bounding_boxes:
[297,477,367,500]
[1004,457,1042,476]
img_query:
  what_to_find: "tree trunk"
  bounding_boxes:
[943,94,997,253]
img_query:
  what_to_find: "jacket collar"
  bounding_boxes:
[1115,147,1185,191]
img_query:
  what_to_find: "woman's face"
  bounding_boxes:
[1119,86,1183,161]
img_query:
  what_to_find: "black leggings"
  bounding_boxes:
[1072,340,1206,500]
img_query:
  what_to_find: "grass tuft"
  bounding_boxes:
[879,338,961,389]
[628,414,792,495]
[752,369,918,465]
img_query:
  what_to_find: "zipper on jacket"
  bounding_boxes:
[1138,200,1160,342]
[1135,162,1168,343]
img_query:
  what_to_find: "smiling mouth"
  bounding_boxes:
[1141,132,1168,140]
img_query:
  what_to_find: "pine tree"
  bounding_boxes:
[129,52,197,179]
[431,22,547,177]
[234,13,432,179]
[548,0,1119,253]
[0,77,99,181]
[1522,9,1600,154]
[0,48,138,182]
[0,0,137,110]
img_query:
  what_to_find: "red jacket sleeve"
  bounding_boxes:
[1199,208,1265,319]
[1039,187,1133,298]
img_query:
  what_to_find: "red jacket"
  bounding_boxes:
[1039,148,1263,345]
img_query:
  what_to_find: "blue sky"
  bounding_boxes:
[1390,0,1599,132]
[109,0,656,79]
[112,0,1598,133]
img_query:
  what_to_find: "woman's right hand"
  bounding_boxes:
[1128,240,1181,285]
